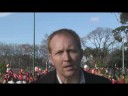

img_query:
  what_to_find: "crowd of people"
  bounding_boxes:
[1,64,48,84]
[0,63,126,84]
[83,64,126,84]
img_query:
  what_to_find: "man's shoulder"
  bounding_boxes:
[83,71,112,83]
[33,70,58,83]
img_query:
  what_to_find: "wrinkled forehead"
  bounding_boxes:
[51,34,80,50]
[51,34,77,44]
[55,32,71,36]
[52,33,76,41]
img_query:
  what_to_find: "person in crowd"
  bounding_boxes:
[83,65,90,73]
[112,76,118,84]
[119,74,125,84]
[6,64,11,73]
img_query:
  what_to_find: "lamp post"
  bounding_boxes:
[122,32,124,74]
[46,59,48,71]
[112,40,115,77]
[33,12,35,77]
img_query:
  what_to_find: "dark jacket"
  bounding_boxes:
[33,69,112,84]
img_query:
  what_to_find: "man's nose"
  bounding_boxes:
[63,52,70,61]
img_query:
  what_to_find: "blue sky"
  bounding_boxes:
[0,12,121,45]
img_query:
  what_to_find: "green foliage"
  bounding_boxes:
[113,26,128,33]
[120,13,128,24]
[125,76,128,83]
[112,26,128,42]
[97,63,105,68]
[0,64,6,74]
[113,12,128,43]
[100,68,106,75]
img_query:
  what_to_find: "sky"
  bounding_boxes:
[0,12,121,45]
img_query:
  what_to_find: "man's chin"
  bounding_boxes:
[64,71,75,77]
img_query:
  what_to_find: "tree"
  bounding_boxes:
[82,27,115,67]
[120,13,128,24]
[113,13,128,44]
[40,33,49,68]
[113,26,128,43]
[112,13,128,71]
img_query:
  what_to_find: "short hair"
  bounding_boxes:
[47,28,81,53]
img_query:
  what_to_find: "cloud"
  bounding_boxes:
[0,13,13,17]
[90,17,100,23]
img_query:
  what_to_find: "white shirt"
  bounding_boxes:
[57,69,85,84]
[6,68,11,73]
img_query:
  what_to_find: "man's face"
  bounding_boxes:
[49,34,83,78]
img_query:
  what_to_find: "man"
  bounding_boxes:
[33,28,111,84]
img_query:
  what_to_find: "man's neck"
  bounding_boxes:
[57,71,80,84]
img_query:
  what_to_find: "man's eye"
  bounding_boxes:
[69,50,76,53]
[56,51,63,55]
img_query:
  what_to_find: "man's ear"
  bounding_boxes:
[48,54,54,66]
